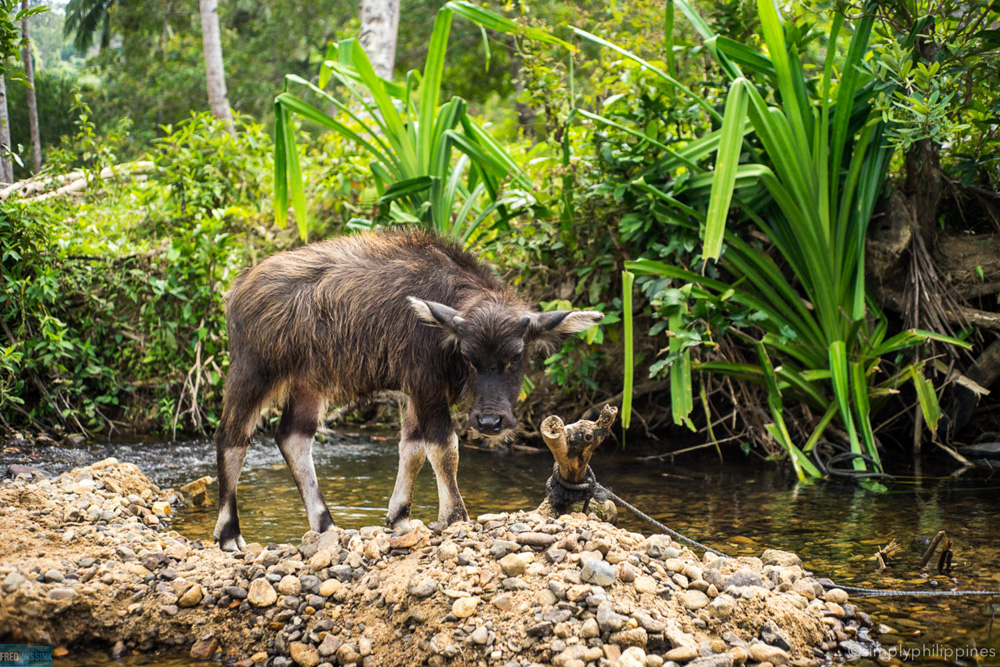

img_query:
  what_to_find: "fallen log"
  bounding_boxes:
[0,161,155,202]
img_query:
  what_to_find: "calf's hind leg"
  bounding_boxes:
[276,386,334,534]
[214,420,250,552]
[215,370,272,551]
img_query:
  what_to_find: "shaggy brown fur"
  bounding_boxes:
[213,229,602,551]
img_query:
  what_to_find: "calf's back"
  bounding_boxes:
[224,230,517,404]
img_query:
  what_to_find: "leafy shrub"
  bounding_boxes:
[0,112,288,436]
[6,69,79,179]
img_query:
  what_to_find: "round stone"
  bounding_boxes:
[178,584,203,607]
[278,575,302,596]
[679,589,710,610]
[824,588,849,604]
[581,558,616,587]
[49,587,77,601]
[499,553,530,577]
[451,596,481,618]
[319,578,342,597]
[43,569,64,583]
[634,575,658,594]
[247,579,278,607]
[290,642,320,667]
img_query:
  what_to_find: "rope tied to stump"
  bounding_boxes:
[538,404,1000,599]
[545,463,609,516]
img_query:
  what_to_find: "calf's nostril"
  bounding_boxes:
[477,414,502,434]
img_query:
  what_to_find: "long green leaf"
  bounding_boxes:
[622,270,635,430]
[419,8,453,172]
[850,360,880,470]
[711,36,774,78]
[446,0,574,50]
[703,79,749,260]
[275,100,308,241]
[756,0,811,154]
[381,176,434,201]
[911,366,941,434]
[669,310,695,430]
[273,100,288,229]
[829,341,862,463]
[873,329,973,357]
[665,0,676,78]
[830,3,877,186]
[757,340,822,479]
[277,92,393,168]
[284,74,399,171]
[462,116,533,189]
[347,40,418,175]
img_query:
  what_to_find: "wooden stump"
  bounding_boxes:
[536,404,618,522]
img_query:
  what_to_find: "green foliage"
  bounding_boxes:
[44,94,133,179]
[870,3,1000,190]
[613,0,972,479]
[154,112,272,223]
[457,0,980,473]
[0,112,288,435]
[63,0,114,51]
[7,69,80,179]
[0,0,47,80]
[9,0,999,455]
[455,0,715,400]
[274,2,553,243]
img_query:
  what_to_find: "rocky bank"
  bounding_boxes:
[0,460,875,666]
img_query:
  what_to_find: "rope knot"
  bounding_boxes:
[546,463,608,515]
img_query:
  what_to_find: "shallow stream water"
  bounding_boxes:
[12,431,1000,667]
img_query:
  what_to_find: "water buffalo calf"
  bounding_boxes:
[213,229,602,551]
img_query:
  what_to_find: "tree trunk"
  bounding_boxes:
[156,6,170,135]
[511,46,535,138]
[358,0,399,81]
[0,75,12,184]
[22,0,42,173]
[199,0,234,133]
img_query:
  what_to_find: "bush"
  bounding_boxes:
[0,112,290,436]
[6,69,80,179]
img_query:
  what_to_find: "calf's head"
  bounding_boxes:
[409,297,603,436]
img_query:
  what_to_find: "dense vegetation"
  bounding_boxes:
[2,1,999,479]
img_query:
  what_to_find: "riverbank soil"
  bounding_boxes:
[1,460,874,666]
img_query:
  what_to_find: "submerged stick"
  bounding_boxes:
[918,530,947,569]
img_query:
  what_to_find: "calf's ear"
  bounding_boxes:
[526,310,603,349]
[408,297,465,337]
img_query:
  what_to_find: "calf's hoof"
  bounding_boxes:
[214,522,247,552]
[386,506,413,534]
[217,533,247,552]
[429,508,470,533]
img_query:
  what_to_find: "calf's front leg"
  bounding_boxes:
[426,431,469,526]
[387,436,426,531]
